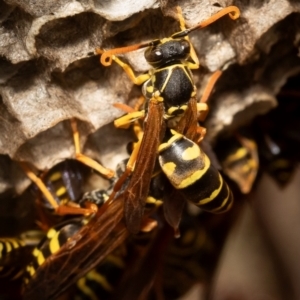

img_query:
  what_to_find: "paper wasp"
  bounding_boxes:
[19,118,114,221]
[22,160,159,299]
[98,6,240,233]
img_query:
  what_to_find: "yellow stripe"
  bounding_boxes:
[49,232,60,254]
[161,162,176,178]
[198,174,223,205]
[5,242,12,253]
[181,144,200,161]
[56,186,67,197]
[27,265,36,276]
[87,269,113,291]
[177,154,210,189]
[11,239,22,249]
[167,104,187,116]
[77,277,99,300]
[106,255,125,268]
[37,251,46,266]
[211,186,233,213]
[158,130,182,152]
[32,247,40,257]
[49,171,62,182]
[225,148,248,164]
[47,228,57,239]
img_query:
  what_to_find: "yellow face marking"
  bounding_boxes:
[56,186,67,197]
[161,162,176,179]
[87,269,113,291]
[49,232,60,254]
[49,171,62,182]
[181,144,200,161]
[198,174,223,205]
[177,154,210,189]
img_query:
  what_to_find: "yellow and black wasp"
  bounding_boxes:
[22,157,161,299]
[98,5,240,233]
[19,118,114,221]
[23,5,241,298]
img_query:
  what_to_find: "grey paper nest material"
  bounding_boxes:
[1,0,300,195]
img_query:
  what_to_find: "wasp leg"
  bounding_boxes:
[193,6,240,30]
[113,103,136,113]
[97,49,150,85]
[114,110,145,128]
[19,162,97,215]
[70,118,114,179]
[19,162,59,210]
[197,103,209,122]
[55,203,97,216]
[196,126,207,144]
[199,70,222,104]
[97,41,153,67]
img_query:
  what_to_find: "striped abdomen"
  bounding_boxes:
[0,238,25,280]
[0,230,43,280]
[158,131,233,213]
[24,218,83,284]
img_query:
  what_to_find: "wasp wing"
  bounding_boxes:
[123,100,165,234]
[23,197,128,300]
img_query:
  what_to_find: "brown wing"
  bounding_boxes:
[123,99,165,234]
[176,97,198,140]
[23,197,128,300]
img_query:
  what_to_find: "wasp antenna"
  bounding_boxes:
[99,42,153,66]
[175,5,240,37]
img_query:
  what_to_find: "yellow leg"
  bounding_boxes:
[70,118,114,178]
[19,162,97,215]
[196,126,207,144]
[19,162,58,210]
[197,103,209,122]
[114,110,145,128]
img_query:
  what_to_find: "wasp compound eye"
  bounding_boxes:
[145,47,163,66]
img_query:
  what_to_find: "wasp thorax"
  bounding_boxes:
[145,39,190,67]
